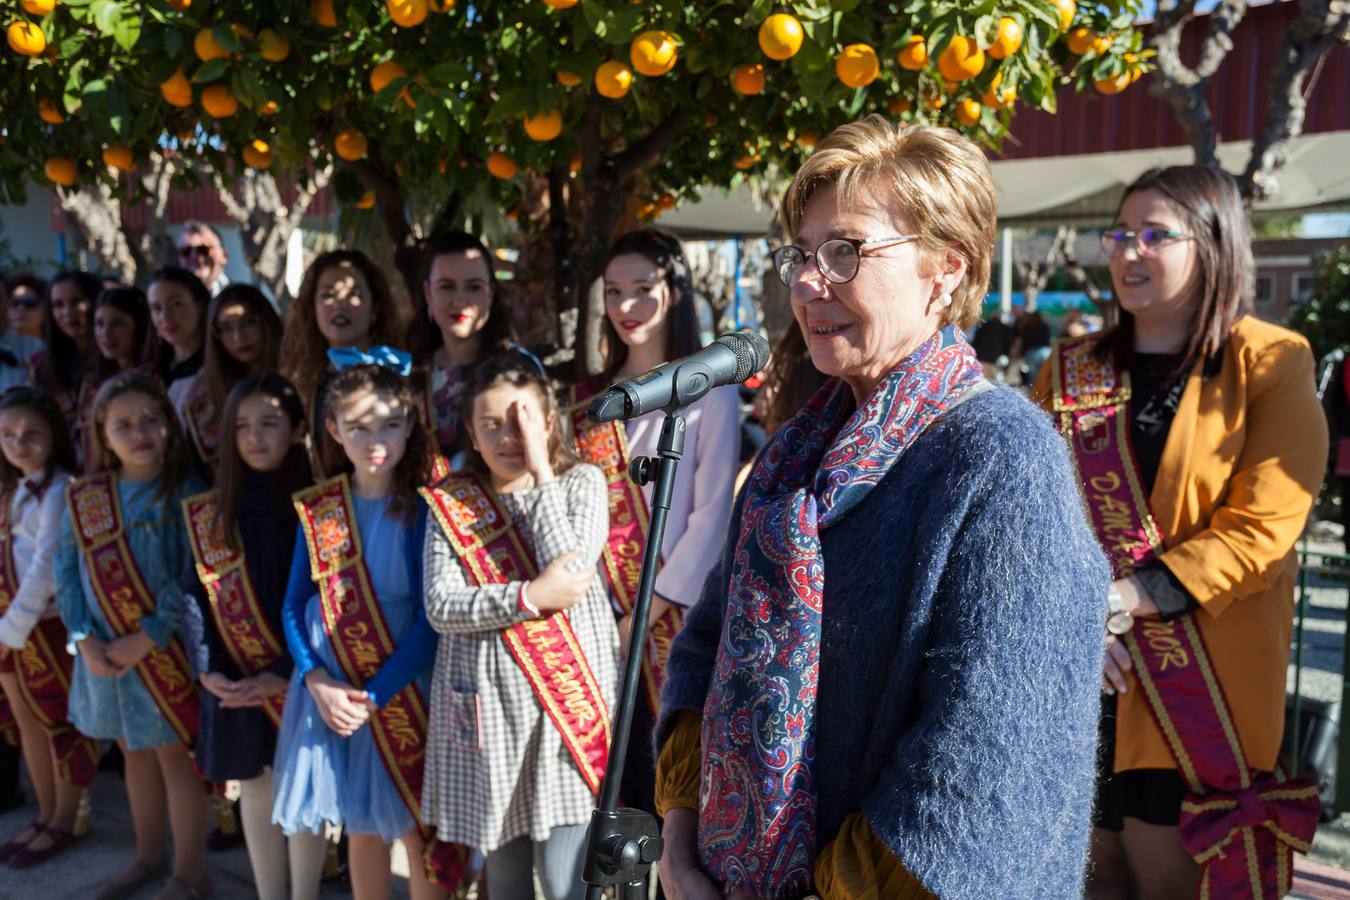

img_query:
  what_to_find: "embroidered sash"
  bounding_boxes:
[1050,336,1320,899]
[66,473,199,745]
[413,367,454,483]
[0,495,23,746]
[183,490,287,728]
[421,474,611,794]
[14,618,100,786]
[567,380,682,716]
[293,477,468,892]
[184,386,220,466]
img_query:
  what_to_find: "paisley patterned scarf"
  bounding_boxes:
[698,327,982,897]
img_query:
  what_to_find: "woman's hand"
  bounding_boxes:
[1103,633,1133,695]
[528,549,591,613]
[660,808,723,900]
[512,398,555,487]
[304,668,371,736]
[200,671,243,703]
[78,637,116,678]
[1115,576,1158,619]
[104,630,155,676]
[221,672,288,708]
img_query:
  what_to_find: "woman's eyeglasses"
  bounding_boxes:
[770,235,918,286]
[1100,228,1191,257]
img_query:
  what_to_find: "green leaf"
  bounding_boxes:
[163,28,183,58]
[90,0,121,36]
[106,84,131,136]
[112,13,142,52]
[192,58,229,84]
[501,27,519,51]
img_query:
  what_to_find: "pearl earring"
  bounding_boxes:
[938,292,953,308]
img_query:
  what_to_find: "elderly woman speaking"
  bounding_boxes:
[653,115,1110,900]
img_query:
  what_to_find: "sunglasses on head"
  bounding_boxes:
[179,244,213,260]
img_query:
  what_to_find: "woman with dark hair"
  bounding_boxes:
[6,273,48,340]
[568,228,740,834]
[1035,165,1328,897]
[411,231,515,466]
[279,250,405,479]
[37,271,102,424]
[146,267,211,412]
[177,284,283,472]
[75,287,153,472]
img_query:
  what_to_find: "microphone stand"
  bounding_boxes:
[581,407,687,900]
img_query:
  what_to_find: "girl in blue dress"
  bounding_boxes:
[54,372,209,900]
[271,348,445,900]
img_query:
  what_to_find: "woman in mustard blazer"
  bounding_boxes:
[1037,165,1328,899]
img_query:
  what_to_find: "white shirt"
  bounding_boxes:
[0,469,72,649]
[626,384,741,608]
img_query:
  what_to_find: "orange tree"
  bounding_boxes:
[2,0,1148,362]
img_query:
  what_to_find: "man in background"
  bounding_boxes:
[176,221,230,296]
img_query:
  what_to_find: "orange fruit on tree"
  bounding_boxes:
[955,98,982,126]
[896,35,927,70]
[167,0,191,9]
[334,129,368,160]
[523,109,563,141]
[937,35,984,81]
[242,139,273,169]
[543,0,579,8]
[656,192,676,211]
[989,18,1022,59]
[311,0,337,26]
[354,191,376,209]
[1094,71,1131,95]
[38,97,63,124]
[486,151,517,179]
[370,60,408,93]
[102,146,134,172]
[630,30,677,77]
[430,0,454,9]
[201,84,239,118]
[258,29,290,62]
[21,0,55,15]
[7,20,46,56]
[982,73,1017,108]
[734,153,759,171]
[1091,33,1112,55]
[160,68,193,107]
[733,63,765,95]
[569,152,582,174]
[888,95,911,116]
[44,157,76,186]
[835,44,879,88]
[1053,0,1076,31]
[556,70,581,87]
[387,0,428,27]
[1065,27,1094,55]
[758,13,803,61]
[259,99,278,115]
[797,129,817,148]
[194,28,228,61]
[595,60,632,98]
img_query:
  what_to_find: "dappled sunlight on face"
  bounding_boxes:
[327,386,411,479]
[315,263,375,349]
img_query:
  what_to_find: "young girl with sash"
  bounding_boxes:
[568,230,738,819]
[272,348,459,900]
[75,288,153,473]
[410,232,515,469]
[53,372,210,900]
[176,285,283,476]
[181,373,323,900]
[422,353,619,900]
[146,268,210,414]
[279,251,406,480]
[0,388,99,869]
[1035,166,1327,898]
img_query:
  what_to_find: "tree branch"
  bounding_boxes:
[612,109,689,181]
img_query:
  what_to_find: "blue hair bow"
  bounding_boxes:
[327,345,413,377]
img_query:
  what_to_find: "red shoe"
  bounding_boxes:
[8,823,81,868]
[0,821,41,862]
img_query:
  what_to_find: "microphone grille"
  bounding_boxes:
[717,331,772,383]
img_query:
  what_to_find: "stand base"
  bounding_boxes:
[581,806,663,899]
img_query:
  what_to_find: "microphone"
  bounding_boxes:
[587,331,771,423]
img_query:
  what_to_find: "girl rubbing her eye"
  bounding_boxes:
[272,355,455,900]
[420,353,619,900]
[0,388,97,870]
[54,373,210,899]
[181,373,318,900]
[280,250,404,479]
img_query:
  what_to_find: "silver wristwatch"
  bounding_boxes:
[1106,584,1134,635]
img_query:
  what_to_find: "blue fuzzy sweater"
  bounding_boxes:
[660,384,1110,900]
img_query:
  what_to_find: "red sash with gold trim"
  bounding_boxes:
[1051,337,1319,898]
[183,490,286,728]
[422,474,611,794]
[294,477,468,892]
[184,386,220,466]
[66,473,199,746]
[567,380,682,716]
[1,490,102,782]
